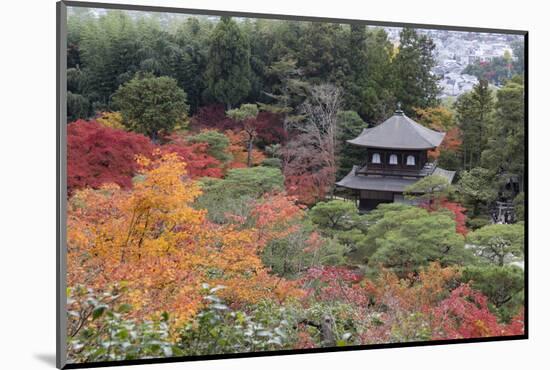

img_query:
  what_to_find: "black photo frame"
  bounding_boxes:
[57,1,528,368]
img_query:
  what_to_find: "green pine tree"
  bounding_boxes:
[393,28,440,115]
[205,16,252,109]
[455,80,494,170]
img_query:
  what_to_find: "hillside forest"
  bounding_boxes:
[65,8,525,363]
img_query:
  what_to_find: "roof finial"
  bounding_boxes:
[395,102,403,115]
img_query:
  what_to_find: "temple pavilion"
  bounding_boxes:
[336,106,455,211]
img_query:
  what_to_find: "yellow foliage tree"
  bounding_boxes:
[96,111,126,130]
[67,151,302,326]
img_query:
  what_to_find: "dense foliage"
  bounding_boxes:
[112,74,189,139]
[67,120,223,194]
[67,11,442,124]
[65,9,525,364]
[67,120,154,193]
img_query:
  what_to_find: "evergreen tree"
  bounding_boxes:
[481,78,525,191]
[511,40,525,76]
[454,80,494,170]
[260,57,309,127]
[79,10,140,109]
[393,28,440,115]
[297,22,349,86]
[466,224,524,266]
[362,204,473,275]
[240,19,277,103]
[335,111,367,178]
[67,92,91,123]
[67,7,94,69]
[205,16,252,109]
[112,74,189,139]
[341,25,396,124]
[172,18,212,114]
[363,29,396,123]
[457,167,498,217]
[343,24,369,116]
[187,130,231,162]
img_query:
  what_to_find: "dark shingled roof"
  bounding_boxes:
[336,166,419,192]
[347,111,445,150]
[336,166,456,192]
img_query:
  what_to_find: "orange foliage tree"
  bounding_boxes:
[67,152,301,326]
[430,126,462,160]
[414,106,454,131]
[249,193,305,246]
[225,130,266,168]
[414,107,462,160]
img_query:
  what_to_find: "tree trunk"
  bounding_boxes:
[247,138,253,167]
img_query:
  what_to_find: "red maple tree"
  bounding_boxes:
[421,197,468,236]
[431,284,523,339]
[68,120,224,194]
[439,199,468,236]
[429,126,462,159]
[67,120,154,194]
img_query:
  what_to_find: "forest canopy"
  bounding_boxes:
[64,7,526,364]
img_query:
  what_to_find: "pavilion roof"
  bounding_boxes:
[336,166,456,192]
[347,110,445,150]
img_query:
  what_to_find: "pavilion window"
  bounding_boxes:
[406,155,416,166]
[371,153,381,164]
[389,154,398,165]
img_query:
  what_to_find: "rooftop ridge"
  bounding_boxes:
[347,111,445,150]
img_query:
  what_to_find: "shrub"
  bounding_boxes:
[66,285,181,363]
[67,120,153,193]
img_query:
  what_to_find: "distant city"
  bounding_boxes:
[383,27,523,99]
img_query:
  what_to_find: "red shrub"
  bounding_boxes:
[422,197,468,236]
[162,143,223,178]
[431,284,506,339]
[190,104,237,132]
[67,120,153,194]
[502,309,525,336]
[301,266,369,306]
[284,170,332,206]
[281,133,335,205]
[439,199,469,236]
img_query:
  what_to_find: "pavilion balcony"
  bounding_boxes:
[354,160,438,178]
